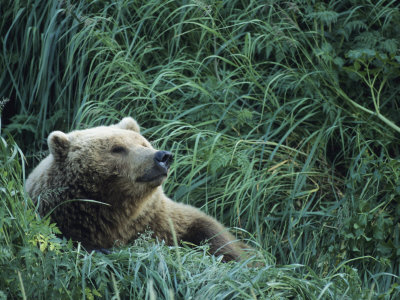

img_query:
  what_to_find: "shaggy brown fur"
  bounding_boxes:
[26,118,248,261]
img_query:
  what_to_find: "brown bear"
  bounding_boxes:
[25,117,248,261]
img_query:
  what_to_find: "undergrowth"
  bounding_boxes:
[1,0,399,298]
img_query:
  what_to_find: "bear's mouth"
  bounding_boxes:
[136,173,167,183]
[136,166,168,184]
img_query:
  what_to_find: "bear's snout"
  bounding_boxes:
[136,151,173,184]
[154,151,173,172]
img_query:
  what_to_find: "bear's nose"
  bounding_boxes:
[154,151,173,170]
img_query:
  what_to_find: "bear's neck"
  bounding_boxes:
[90,186,164,247]
[97,184,163,220]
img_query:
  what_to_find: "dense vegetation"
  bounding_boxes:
[1,0,399,298]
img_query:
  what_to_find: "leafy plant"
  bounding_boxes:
[1,0,399,298]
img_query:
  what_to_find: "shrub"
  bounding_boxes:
[1,0,399,297]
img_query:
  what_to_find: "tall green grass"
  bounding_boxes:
[1,0,399,298]
[0,134,366,298]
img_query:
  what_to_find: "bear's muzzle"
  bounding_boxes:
[154,151,173,172]
[136,151,173,183]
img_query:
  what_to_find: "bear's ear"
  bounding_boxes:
[115,117,140,133]
[48,131,70,161]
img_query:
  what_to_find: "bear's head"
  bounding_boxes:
[46,117,173,202]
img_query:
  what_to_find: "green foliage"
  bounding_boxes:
[0,137,364,298]
[1,0,400,298]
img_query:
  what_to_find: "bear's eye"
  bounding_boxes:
[111,146,127,154]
